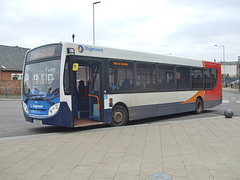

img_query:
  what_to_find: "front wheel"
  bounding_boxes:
[195,98,203,114]
[111,105,128,126]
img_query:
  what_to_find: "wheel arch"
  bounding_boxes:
[196,96,204,109]
[112,102,129,116]
[110,102,129,126]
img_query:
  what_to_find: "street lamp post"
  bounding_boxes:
[215,44,226,87]
[238,56,240,90]
[93,1,101,45]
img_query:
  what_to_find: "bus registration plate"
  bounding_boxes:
[33,119,42,125]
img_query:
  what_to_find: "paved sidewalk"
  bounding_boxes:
[0,116,240,180]
[223,87,240,93]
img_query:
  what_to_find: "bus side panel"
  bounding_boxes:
[105,91,198,122]
[203,61,222,108]
[127,102,176,120]
[120,101,195,121]
[176,102,195,113]
[104,109,111,123]
[23,102,73,127]
[204,99,222,109]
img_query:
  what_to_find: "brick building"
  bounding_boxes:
[0,45,30,95]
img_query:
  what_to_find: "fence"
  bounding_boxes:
[0,87,21,98]
[0,79,21,98]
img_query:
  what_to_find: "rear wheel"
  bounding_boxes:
[195,98,203,114]
[111,105,128,126]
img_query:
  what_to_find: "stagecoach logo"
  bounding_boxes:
[78,45,84,53]
[30,104,44,109]
[78,45,104,53]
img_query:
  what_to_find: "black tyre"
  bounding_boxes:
[111,105,128,126]
[195,98,203,114]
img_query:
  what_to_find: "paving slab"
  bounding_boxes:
[0,116,240,180]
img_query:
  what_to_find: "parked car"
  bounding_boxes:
[230,80,240,88]
[232,80,240,84]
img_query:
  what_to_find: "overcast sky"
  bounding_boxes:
[0,0,239,61]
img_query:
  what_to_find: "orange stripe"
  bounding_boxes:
[180,90,205,104]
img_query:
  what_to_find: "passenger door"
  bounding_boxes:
[88,63,101,121]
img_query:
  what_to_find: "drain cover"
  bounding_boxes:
[149,173,172,180]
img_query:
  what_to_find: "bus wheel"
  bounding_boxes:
[111,105,128,126]
[195,98,203,114]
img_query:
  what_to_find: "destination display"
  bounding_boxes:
[27,44,62,62]
[112,61,129,66]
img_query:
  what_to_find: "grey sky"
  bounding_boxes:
[0,0,239,61]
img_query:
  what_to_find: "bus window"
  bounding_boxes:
[23,59,60,97]
[204,69,211,89]
[109,60,134,92]
[63,59,70,94]
[191,68,203,89]
[158,65,174,90]
[176,66,190,89]
[136,63,156,91]
[211,69,218,88]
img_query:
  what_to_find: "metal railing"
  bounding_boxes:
[0,88,21,99]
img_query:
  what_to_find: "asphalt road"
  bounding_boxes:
[0,88,239,138]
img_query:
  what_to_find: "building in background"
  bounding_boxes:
[218,56,240,87]
[0,45,29,96]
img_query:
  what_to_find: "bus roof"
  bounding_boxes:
[61,42,207,67]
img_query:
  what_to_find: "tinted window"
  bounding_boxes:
[136,63,156,91]
[191,68,203,89]
[176,66,190,89]
[109,60,134,91]
[204,69,211,89]
[211,69,218,88]
[63,59,70,94]
[158,65,174,90]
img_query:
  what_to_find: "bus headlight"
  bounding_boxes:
[23,102,29,114]
[48,103,60,116]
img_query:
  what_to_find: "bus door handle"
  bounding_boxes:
[88,94,99,110]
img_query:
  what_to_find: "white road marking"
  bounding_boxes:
[222,100,229,103]
[222,100,240,104]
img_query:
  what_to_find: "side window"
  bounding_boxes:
[176,66,190,89]
[63,59,70,94]
[191,68,203,89]
[158,65,174,90]
[136,63,156,91]
[109,60,134,92]
[211,69,218,88]
[204,69,211,89]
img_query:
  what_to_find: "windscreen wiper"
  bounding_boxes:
[35,97,54,105]
[24,94,55,105]
[24,94,42,103]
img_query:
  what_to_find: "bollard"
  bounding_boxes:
[224,109,233,118]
